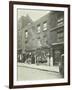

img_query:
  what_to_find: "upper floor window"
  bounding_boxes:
[38,40,42,47]
[57,31,64,42]
[37,24,41,33]
[57,18,63,22]
[25,30,28,38]
[43,21,47,31]
[57,17,64,26]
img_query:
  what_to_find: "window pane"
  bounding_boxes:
[43,22,47,31]
[37,25,40,33]
[25,30,28,38]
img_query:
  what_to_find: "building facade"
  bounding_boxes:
[17,15,33,61]
[34,11,64,65]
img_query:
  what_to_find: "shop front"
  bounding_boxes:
[51,42,64,66]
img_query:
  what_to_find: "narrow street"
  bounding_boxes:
[17,65,62,81]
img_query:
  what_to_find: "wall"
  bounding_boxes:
[0,0,72,90]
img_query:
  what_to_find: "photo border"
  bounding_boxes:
[9,1,70,89]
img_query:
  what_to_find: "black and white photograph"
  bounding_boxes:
[9,1,70,88]
[17,9,64,80]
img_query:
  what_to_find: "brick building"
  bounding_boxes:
[17,15,33,61]
[34,11,64,65]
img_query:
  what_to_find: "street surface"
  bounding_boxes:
[17,66,62,81]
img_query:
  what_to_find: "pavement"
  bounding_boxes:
[17,63,59,73]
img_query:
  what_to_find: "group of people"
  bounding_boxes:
[18,51,53,66]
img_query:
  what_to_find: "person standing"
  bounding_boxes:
[50,57,53,66]
[46,53,50,66]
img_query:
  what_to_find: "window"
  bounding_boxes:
[37,24,40,33]
[57,18,63,22]
[57,22,63,26]
[57,17,64,26]
[57,32,64,42]
[43,21,47,31]
[38,40,42,47]
[25,30,28,38]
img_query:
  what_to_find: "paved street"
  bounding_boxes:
[17,65,62,81]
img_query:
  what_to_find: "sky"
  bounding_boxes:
[17,9,50,21]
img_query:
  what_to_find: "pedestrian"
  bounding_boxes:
[46,54,49,66]
[50,56,53,66]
